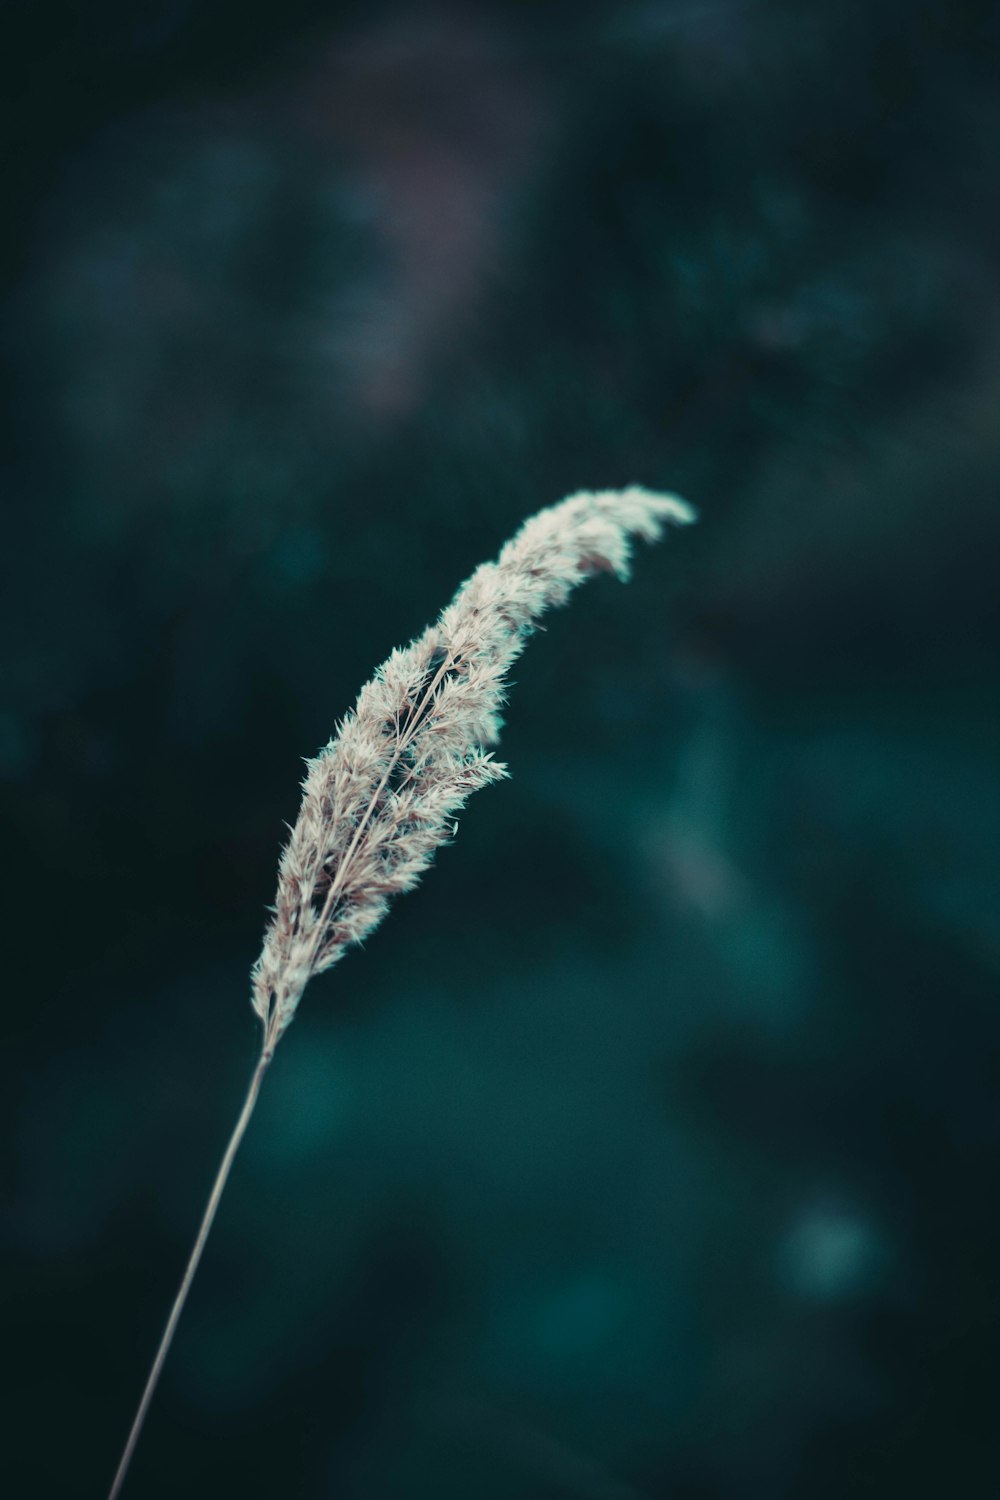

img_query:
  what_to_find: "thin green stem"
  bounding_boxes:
[107,1044,273,1500]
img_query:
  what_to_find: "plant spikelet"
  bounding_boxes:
[250,486,695,1047]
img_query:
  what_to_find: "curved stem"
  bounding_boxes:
[107,1045,273,1500]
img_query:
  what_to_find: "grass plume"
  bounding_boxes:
[106,485,695,1498]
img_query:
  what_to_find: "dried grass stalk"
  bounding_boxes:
[107,486,695,1498]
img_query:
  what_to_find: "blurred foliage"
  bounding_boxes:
[2,1,999,1496]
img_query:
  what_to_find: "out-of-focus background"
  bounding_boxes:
[2,2,998,1496]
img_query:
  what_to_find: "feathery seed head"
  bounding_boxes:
[251,486,694,1048]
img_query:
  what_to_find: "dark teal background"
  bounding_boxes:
[2,2,999,1496]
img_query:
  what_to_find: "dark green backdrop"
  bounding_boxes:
[2,2,999,1496]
